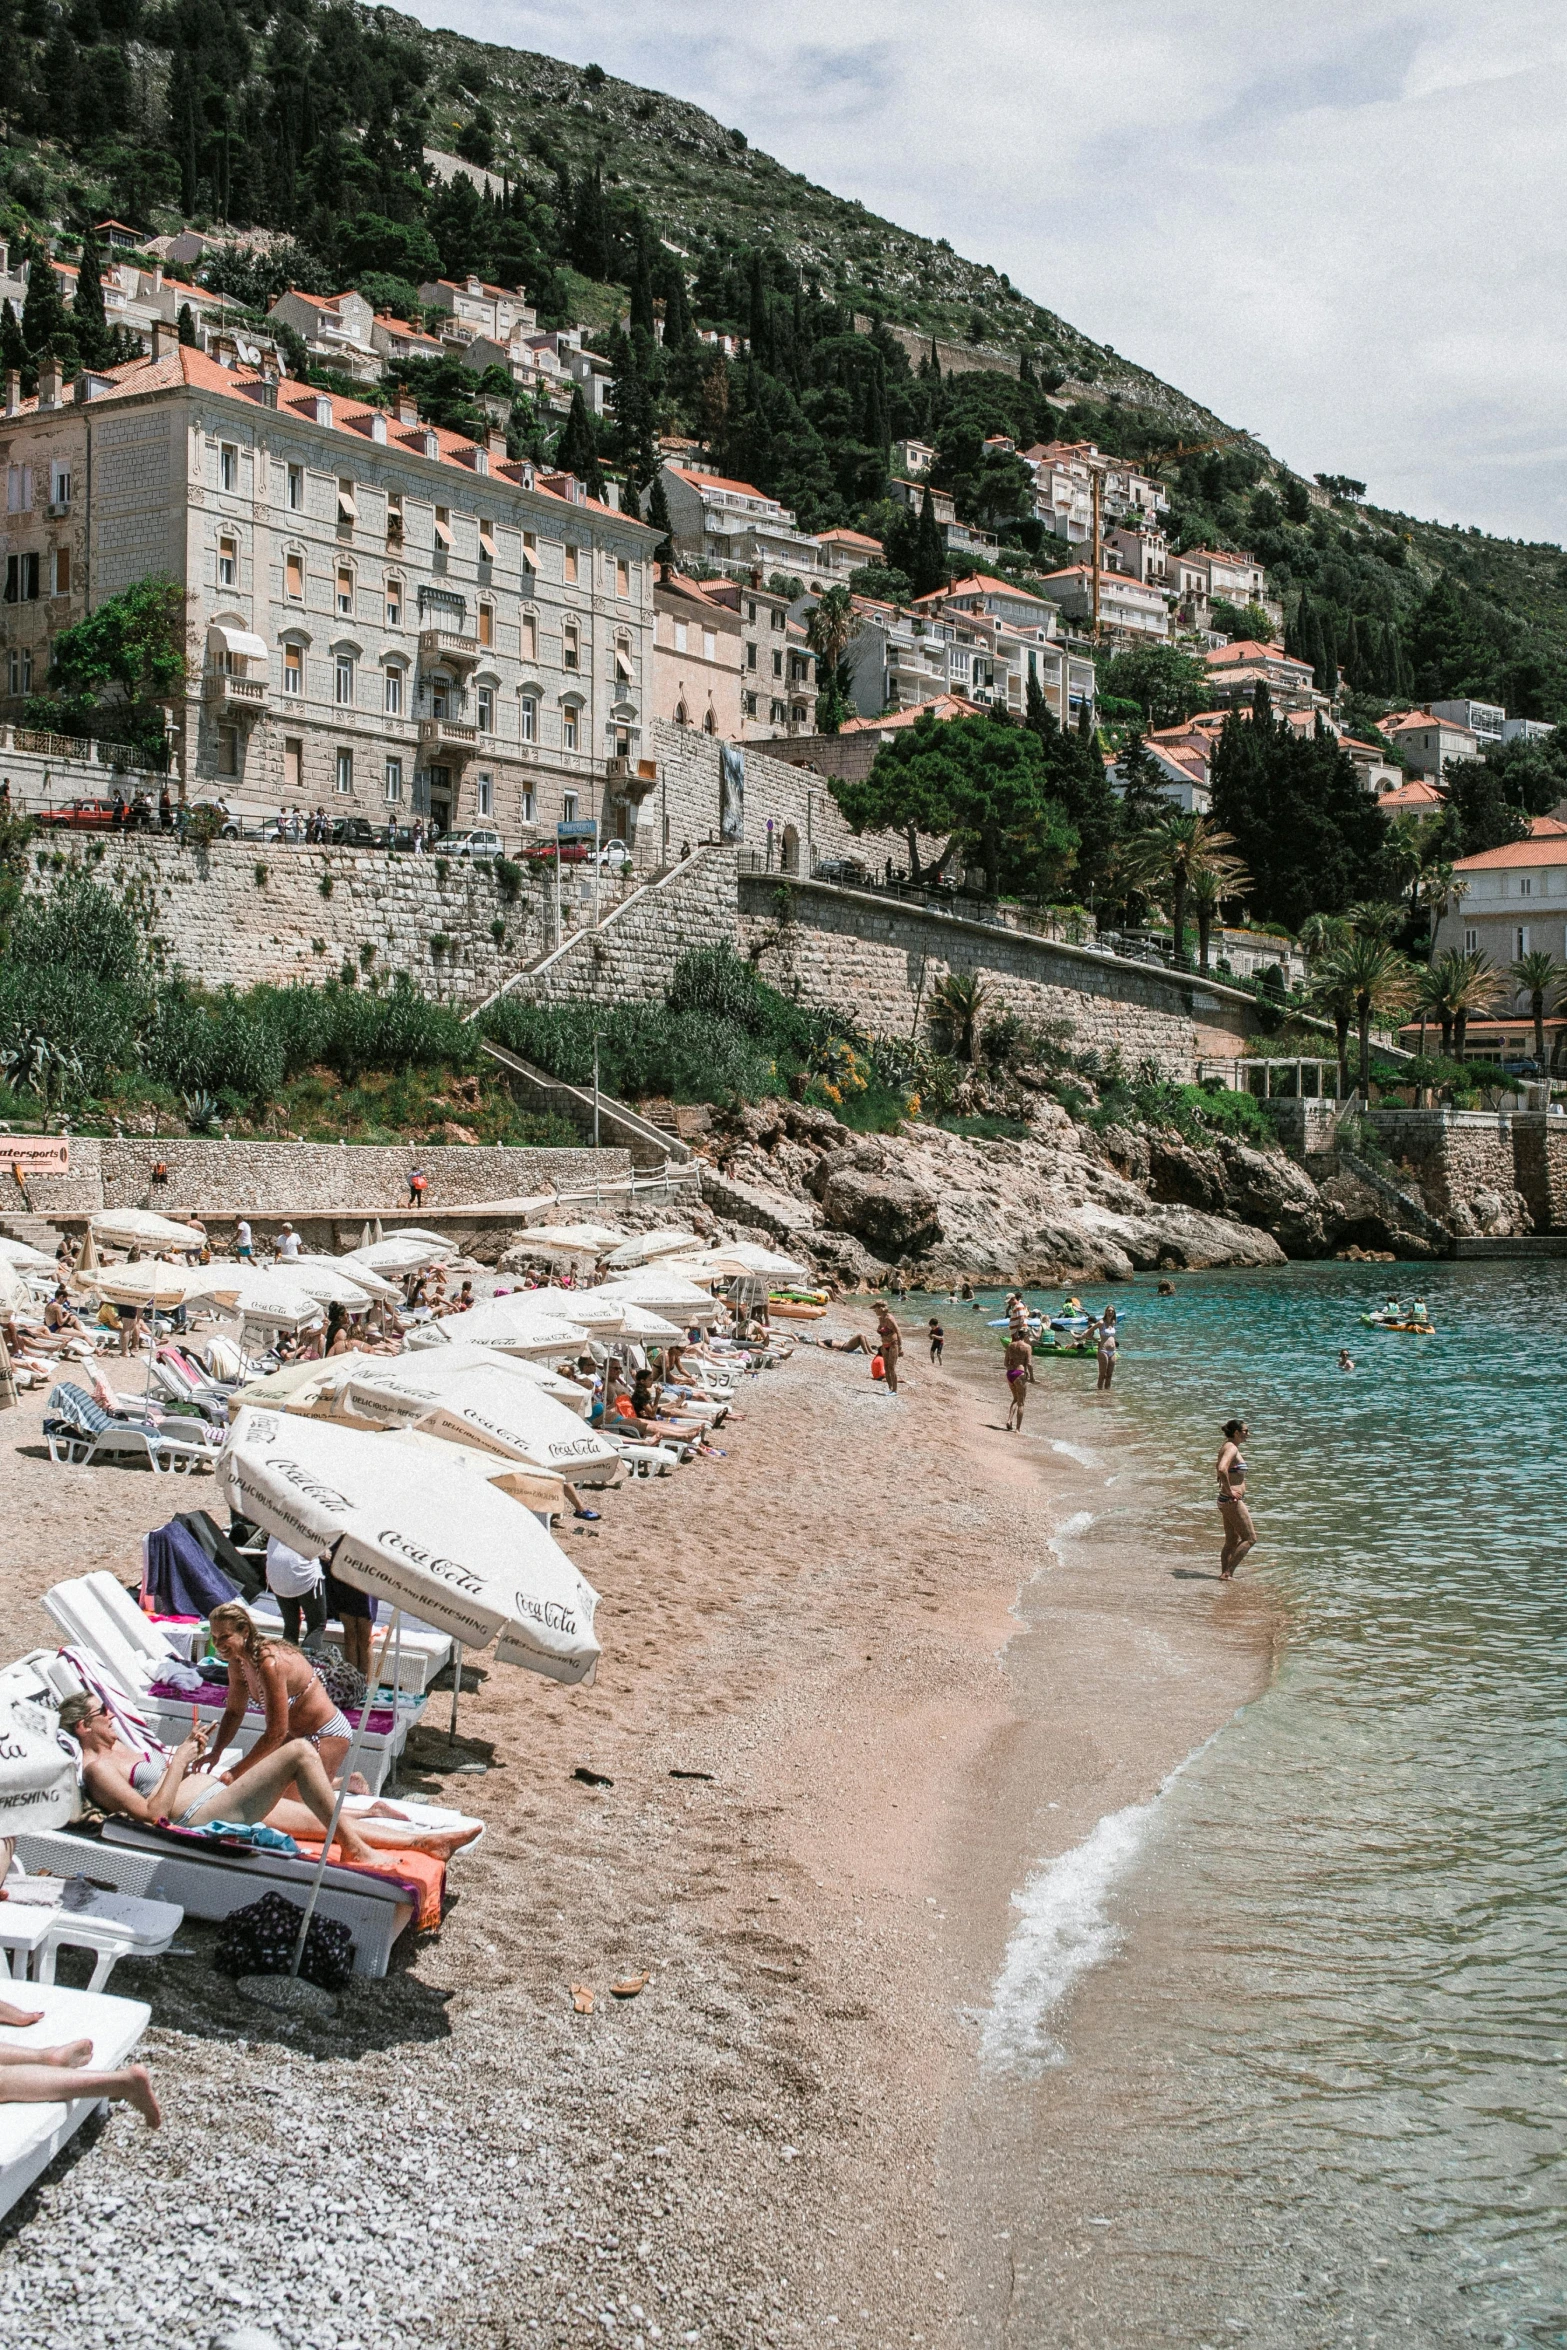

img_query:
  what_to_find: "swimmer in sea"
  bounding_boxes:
[1338,1348,1355,1371]
[1004,1331,1034,1431]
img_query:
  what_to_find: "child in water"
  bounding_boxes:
[928,1318,944,1364]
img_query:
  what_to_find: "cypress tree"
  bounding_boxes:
[178,302,198,347]
[571,166,611,282]
[629,215,655,338]
[21,246,71,360]
[0,300,26,381]
[1319,607,1340,697]
[912,486,946,599]
[73,230,108,368]
[608,324,657,496]
[746,251,770,370]
[554,383,606,501]
[645,471,675,570]
[661,257,693,350]
[1342,611,1362,691]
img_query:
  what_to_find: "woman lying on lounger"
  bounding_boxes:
[0,1987,160,2127]
[58,1693,479,1861]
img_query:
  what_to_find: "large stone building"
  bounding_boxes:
[0,336,661,848]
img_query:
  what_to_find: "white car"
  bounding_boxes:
[444,829,505,859]
[596,839,634,872]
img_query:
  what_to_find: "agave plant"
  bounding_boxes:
[929,968,990,1062]
[1,1028,84,1110]
[181,1088,222,1134]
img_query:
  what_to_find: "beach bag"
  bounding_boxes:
[213,1890,355,1990]
[315,1657,368,1710]
[870,1353,886,1381]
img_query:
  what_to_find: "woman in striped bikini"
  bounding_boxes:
[205,1601,361,1794]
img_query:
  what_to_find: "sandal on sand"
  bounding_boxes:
[610,1973,650,2000]
[573,1507,601,1520]
[570,1983,595,2014]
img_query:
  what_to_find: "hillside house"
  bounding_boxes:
[651,572,743,740]
[267,289,379,383]
[701,577,817,737]
[1383,709,1480,779]
[652,463,825,582]
[1433,819,1567,976]
[1036,566,1169,640]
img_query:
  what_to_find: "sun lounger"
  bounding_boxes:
[0,1866,183,1991]
[42,1384,216,1475]
[97,1820,421,1976]
[0,1981,151,2221]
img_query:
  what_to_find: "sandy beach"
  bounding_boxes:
[0,1303,1277,2349]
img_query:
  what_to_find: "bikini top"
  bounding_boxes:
[1221,1451,1247,1482]
[129,1756,163,1797]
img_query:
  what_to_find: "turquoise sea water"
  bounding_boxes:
[971,1261,1567,2347]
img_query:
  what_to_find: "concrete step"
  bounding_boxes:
[699,1166,819,1243]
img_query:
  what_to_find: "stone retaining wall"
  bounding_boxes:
[498,846,739,1007]
[1512,1115,1567,1234]
[25,837,551,1003]
[737,875,1256,1078]
[1371,1110,1520,1224]
[649,719,905,874]
[15,1137,614,1217]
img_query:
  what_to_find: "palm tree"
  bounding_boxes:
[1188,866,1231,976]
[804,586,860,732]
[1307,954,1357,1098]
[1298,910,1349,967]
[1411,959,1454,1060]
[930,969,989,1062]
[1509,947,1563,1069]
[1124,813,1250,971]
[1348,899,1404,941]
[1439,948,1502,1064]
[1326,933,1416,1096]
[1417,864,1464,963]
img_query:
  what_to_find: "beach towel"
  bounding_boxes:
[143,1518,242,1618]
[177,1510,267,1602]
[289,1839,446,1930]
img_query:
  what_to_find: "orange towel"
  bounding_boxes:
[291,1841,446,1932]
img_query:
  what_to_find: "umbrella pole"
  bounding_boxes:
[387,1614,404,1794]
[447,1641,463,1749]
[288,1604,401,1981]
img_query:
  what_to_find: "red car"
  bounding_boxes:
[36,798,126,831]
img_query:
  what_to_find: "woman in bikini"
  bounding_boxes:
[1216,1419,1257,1580]
[204,1599,362,1791]
[1004,1331,1034,1430]
[59,1693,479,1859]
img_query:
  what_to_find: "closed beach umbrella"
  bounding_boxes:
[90,1209,206,1252]
[188,1267,326,1331]
[0,1688,80,1833]
[76,1227,98,1272]
[336,1355,623,1484]
[217,1407,601,1682]
[602,1228,702,1270]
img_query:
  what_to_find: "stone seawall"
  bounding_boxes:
[15,1137,617,1218]
[1372,1107,1567,1233]
[25,837,551,1003]
[499,845,739,1008]
[737,875,1256,1078]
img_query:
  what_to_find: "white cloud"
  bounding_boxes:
[397,0,1567,542]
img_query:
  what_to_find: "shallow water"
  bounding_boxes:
[969,1260,1567,2347]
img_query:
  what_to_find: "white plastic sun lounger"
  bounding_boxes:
[0,1981,151,2221]
[96,1821,419,1976]
[0,1867,183,1991]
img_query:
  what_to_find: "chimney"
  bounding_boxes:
[151,264,163,293]
[313,393,333,426]
[396,394,418,426]
[488,428,507,459]
[37,358,62,409]
[4,370,18,418]
[150,318,173,363]
[369,410,387,445]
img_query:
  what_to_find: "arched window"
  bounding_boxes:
[703,705,717,735]
[675,699,689,727]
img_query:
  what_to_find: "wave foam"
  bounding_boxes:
[980,1739,1217,2073]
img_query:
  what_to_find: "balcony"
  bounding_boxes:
[417,717,477,759]
[419,627,480,671]
[204,672,267,717]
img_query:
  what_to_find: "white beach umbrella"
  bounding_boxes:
[610,1303,685,1340]
[390,1227,454,1249]
[233,1356,361,1413]
[680,1242,814,1283]
[0,1236,58,1275]
[347,1339,592,1417]
[80,1260,209,1309]
[0,1688,79,1834]
[479,1286,625,1331]
[217,1407,600,1682]
[90,1208,207,1252]
[335,1355,622,1484]
[287,1254,399,1307]
[188,1266,326,1331]
[0,1261,33,1314]
[432,1297,598,1355]
[602,1228,702,1270]
[595,1271,725,1319]
[383,1427,567,1516]
[342,1236,452,1276]
[517,1222,630,1258]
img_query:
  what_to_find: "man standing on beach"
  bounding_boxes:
[1005,1330,1034,1430]
[876,1304,903,1393]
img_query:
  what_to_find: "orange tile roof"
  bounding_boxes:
[912,573,1055,609]
[1204,639,1299,664]
[669,465,771,501]
[836,694,986,734]
[1455,818,1567,868]
[818,528,884,549]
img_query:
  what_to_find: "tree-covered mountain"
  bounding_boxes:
[3,0,1567,718]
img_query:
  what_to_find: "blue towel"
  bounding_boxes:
[143,1519,243,1617]
[188,1821,299,1854]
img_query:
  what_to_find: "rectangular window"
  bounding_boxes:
[217,723,238,777]
[771,647,783,677]
[434,506,452,553]
[218,535,237,588]
[479,517,496,563]
[4,553,39,602]
[616,557,629,596]
[521,530,537,572]
[1520,876,1534,897]
[284,736,303,792]
[520,694,537,743]
[384,666,402,716]
[564,544,579,584]
[746,643,757,671]
[1517,926,1530,958]
[673,620,688,654]
[563,708,579,751]
[336,477,357,525]
[476,771,493,817]
[615,726,631,759]
[614,642,634,682]
[335,747,354,795]
[770,700,785,723]
[384,756,403,804]
[1464,927,1479,954]
[521,610,537,661]
[285,551,304,600]
[476,685,493,732]
[562,790,579,823]
[220,443,238,492]
[746,599,757,623]
[772,609,784,630]
[287,463,304,512]
[386,492,403,545]
[335,654,354,707]
[336,565,353,616]
[520,787,535,824]
[562,623,579,673]
[744,691,757,716]
[6,464,31,514]
[51,462,70,508]
[703,628,717,661]
[53,546,70,595]
[386,578,402,627]
[478,602,494,648]
[283,644,302,696]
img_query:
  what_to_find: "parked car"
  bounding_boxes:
[331,816,381,848]
[444,828,505,859]
[381,822,420,852]
[813,856,867,885]
[37,798,127,832]
[597,838,634,873]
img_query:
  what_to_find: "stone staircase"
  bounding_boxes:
[698,1166,820,1244]
[0,1209,63,1253]
[466,847,713,1018]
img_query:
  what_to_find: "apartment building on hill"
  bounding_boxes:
[0,336,659,848]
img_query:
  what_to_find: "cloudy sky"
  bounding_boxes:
[392,0,1565,547]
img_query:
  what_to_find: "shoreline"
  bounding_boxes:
[0,1293,1281,2349]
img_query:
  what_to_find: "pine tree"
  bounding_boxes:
[629,215,655,337]
[72,230,108,369]
[0,301,26,383]
[571,166,611,282]
[645,471,675,570]
[554,383,606,501]
[178,302,198,347]
[912,486,946,600]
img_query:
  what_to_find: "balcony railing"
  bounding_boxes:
[204,673,267,715]
[417,717,477,757]
[419,627,481,669]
